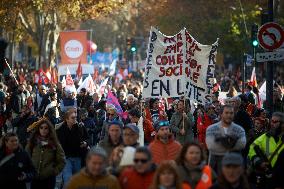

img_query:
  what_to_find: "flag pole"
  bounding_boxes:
[4,58,18,85]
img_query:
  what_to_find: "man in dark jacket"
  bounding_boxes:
[232,95,253,134]
[79,108,98,146]
[77,88,93,109]
[56,108,89,187]
[13,105,37,147]
[11,84,27,115]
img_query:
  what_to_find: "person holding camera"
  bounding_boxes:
[206,105,246,174]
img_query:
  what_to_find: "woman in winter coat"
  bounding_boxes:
[26,119,65,189]
[176,142,216,189]
[150,161,183,189]
[0,132,36,189]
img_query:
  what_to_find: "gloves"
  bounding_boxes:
[216,135,238,149]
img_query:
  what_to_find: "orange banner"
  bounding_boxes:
[60,31,87,64]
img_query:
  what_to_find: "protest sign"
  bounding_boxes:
[142,27,218,104]
[142,27,186,98]
[184,30,218,104]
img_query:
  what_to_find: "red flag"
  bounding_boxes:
[50,68,58,84]
[66,67,74,86]
[38,69,50,85]
[93,67,99,81]
[250,67,257,87]
[76,61,82,80]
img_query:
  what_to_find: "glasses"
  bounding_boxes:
[158,121,169,127]
[108,113,115,116]
[134,158,148,164]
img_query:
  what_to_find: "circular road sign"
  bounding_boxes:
[257,22,284,51]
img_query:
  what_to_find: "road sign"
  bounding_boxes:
[257,22,284,51]
[256,49,284,62]
[245,54,253,66]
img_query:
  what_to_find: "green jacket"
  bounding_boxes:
[170,112,194,145]
[26,143,66,179]
[248,133,284,167]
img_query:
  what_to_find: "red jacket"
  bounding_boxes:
[149,135,182,164]
[143,118,155,143]
[197,113,213,146]
[119,167,155,189]
[145,107,167,123]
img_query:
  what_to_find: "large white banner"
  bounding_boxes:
[142,27,218,104]
[142,28,186,98]
[184,29,218,104]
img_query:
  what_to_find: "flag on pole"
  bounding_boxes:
[77,74,96,94]
[76,61,83,80]
[65,67,76,92]
[38,69,50,85]
[97,77,109,96]
[109,59,117,76]
[61,76,66,88]
[50,67,58,84]
[78,77,83,86]
[107,91,128,119]
[93,67,99,81]
[250,67,257,87]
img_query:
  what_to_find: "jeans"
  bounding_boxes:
[62,157,81,187]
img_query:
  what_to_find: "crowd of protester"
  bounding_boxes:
[0,67,283,189]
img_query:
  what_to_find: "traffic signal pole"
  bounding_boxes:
[266,0,274,115]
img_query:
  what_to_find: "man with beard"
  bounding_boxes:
[248,112,284,189]
[206,105,246,174]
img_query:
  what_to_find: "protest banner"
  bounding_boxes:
[142,27,187,98]
[184,29,218,104]
[142,27,218,104]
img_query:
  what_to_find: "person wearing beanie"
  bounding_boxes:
[98,120,123,158]
[209,153,250,189]
[149,120,182,164]
[99,104,121,141]
[66,147,121,189]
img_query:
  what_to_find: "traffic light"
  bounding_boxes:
[126,37,137,53]
[126,37,131,49]
[251,23,259,47]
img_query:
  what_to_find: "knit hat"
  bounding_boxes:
[222,152,243,166]
[154,120,170,131]
[108,120,124,128]
[124,123,139,134]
